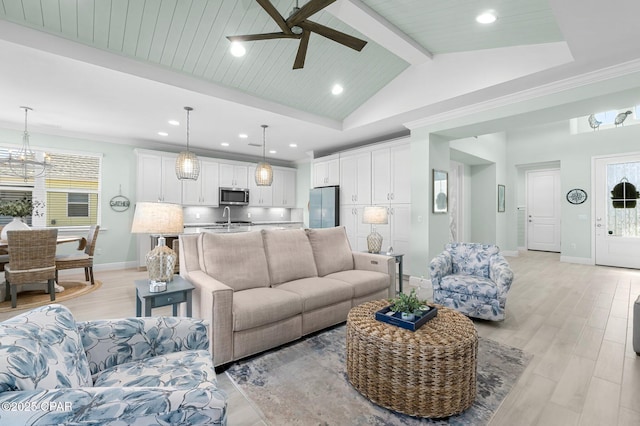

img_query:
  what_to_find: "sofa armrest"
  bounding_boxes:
[489,254,514,297]
[353,252,396,297]
[429,251,453,290]
[0,385,227,425]
[78,316,209,377]
[184,270,234,367]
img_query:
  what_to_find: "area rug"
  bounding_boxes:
[0,280,102,313]
[226,324,532,425]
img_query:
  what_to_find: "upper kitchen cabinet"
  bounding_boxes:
[248,165,273,206]
[219,162,249,188]
[272,168,296,207]
[136,151,182,204]
[182,159,219,206]
[371,143,411,205]
[340,151,371,205]
[313,155,339,187]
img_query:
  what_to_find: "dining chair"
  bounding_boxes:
[4,228,58,309]
[55,225,100,285]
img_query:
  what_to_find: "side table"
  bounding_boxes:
[364,250,404,293]
[135,275,194,317]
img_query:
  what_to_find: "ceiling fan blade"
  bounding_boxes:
[299,21,367,51]
[227,32,300,42]
[293,31,311,69]
[256,0,292,34]
[287,0,336,26]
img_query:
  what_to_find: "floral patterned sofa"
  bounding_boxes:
[0,304,227,425]
[429,242,514,321]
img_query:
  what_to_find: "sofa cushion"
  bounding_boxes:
[325,270,390,298]
[262,229,318,285]
[0,304,92,392]
[232,288,303,331]
[93,349,217,389]
[199,231,270,291]
[446,243,500,278]
[275,277,353,312]
[305,226,354,276]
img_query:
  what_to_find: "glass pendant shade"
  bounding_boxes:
[255,124,273,186]
[176,106,200,181]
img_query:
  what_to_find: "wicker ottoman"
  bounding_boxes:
[346,299,478,418]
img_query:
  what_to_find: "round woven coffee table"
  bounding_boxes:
[346,299,478,418]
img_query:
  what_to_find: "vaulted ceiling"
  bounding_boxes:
[0,0,639,163]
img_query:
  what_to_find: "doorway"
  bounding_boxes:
[594,153,640,268]
[526,169,561,252]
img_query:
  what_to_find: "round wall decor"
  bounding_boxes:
[566,188,587,205]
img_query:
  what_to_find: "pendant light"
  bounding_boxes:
[255,124,273,186]
[2,106,51,182]
[175,106,200,180]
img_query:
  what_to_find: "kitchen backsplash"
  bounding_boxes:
[183,206,303,225]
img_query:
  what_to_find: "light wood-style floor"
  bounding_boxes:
[1,251,639,425]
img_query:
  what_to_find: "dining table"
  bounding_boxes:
[0,235,87,292]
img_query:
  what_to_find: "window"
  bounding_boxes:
[67,193,89,217]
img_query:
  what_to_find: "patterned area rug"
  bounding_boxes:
[226,324,532,425]
[0,281,102,313]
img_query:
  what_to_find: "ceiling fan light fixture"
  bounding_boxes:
[175,106,200,181]
[255,124,273,186]
[476,11,497,24]
[230,41,246,57]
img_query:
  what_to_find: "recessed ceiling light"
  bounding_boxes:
[269,150,277,154]
[221,142,230,147]
[158,131,168,136]
[168,120,179,126]
[476,12,497,24]
[238,133,248,139]
[289,143,297,148]
[331,84,344,95]
[230,42,246,57]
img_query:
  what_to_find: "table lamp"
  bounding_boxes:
[362,206,388,254]
[131,202,183,292]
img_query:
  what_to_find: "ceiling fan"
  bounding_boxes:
[227,0,368,69]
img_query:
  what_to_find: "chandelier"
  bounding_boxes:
[255,124,273,186]
[175,106,200,180]
[2,106,51,182]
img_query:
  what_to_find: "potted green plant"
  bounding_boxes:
[0,198,45,240]
[388,288,427,321]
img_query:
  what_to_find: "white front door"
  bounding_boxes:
[594,154,640,268]
[527,169,561,252]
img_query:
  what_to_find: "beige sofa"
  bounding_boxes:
[179,226,396,366]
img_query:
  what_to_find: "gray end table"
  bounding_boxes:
[135,275,194,317]
[363,250,404,294]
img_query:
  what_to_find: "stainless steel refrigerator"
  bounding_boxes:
[309,186,339,228]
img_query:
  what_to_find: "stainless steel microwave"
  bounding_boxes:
[219,187,250,205]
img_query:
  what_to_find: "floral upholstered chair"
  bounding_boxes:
[429,242,514,321]
[0,304,227,425]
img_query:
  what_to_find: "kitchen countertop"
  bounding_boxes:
[182,221,303,234]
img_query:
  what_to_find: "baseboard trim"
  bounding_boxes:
[560,255,594,265]
[503,250,519,257]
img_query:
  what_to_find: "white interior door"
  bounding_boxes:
[527,169,561,252]
[595,154,640,268]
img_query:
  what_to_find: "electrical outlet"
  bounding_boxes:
[95,248,102,256]
[196,213,200,219]
[248,212,251,218]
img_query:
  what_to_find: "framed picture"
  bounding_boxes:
[498,184,505,212]
[433,169,448,213]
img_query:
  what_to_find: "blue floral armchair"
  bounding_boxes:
[429,243,514,321]
[0,304,227,425]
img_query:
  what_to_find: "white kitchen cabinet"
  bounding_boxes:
[371,143,410,204]
[182,159,219,206]
[219,162,248,188]
[137,151,181,204]
[248,165,273,206]
[340,151,371,205]
[377,204,411,274]
[272,168,296,207]
[313,156,339,187]
[340,205,371,253]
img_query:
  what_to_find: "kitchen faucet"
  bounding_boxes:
[223,206,231,226]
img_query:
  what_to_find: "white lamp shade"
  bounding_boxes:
[362,206,388,225]
[131,202,184,234]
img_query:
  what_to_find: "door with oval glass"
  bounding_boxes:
[526,169,561,252]
[595,154,640,268]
